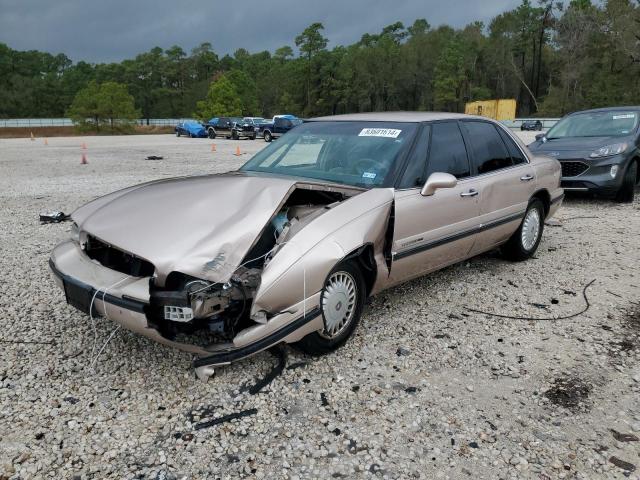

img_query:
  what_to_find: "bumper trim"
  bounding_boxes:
[193,307,322,368]
[49,258,148,314]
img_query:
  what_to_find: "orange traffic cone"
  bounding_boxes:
[211,143,217,152]
[81,142,87,150]
[44,138,48,145]
[234,146,242,156]
[81,153,88,165]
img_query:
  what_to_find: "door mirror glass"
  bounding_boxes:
[535,133,545,141]
[420,172,458,196]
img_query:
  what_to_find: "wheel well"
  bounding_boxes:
[531,189,550,217]
[345,244,377,297]
[633,157,640,183]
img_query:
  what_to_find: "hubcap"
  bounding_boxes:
[521,208,541,251]
[319,271,357,339]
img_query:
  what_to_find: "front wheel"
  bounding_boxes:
[232,130,239,140]
[615,160,637,203]
[208,129,216,139]
[296,260,365,355]
[176,130,181,137]
[264,131,272,142]
[501,199,545,261]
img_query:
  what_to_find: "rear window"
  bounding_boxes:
[461,121,513,174]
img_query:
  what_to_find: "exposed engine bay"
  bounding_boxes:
[145,186,356,346]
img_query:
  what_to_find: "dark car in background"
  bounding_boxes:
[260,115,303,142]
[175,120,207,138]
[528,107,640,202]
[521,120,543,131]
[230,117,265,140]
[204,117,241,139]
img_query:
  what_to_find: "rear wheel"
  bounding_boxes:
[297,260,365,355]
[176,130,181,137]
[501,199,545,261]
[615,160,637,203]
[264,131,272,142]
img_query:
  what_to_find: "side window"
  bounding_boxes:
[425,122,471,179]
[498,128,527,165]
[462,121,513,174]
[274,118,283,128]
[400,125,431,188]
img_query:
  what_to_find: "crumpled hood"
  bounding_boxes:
[73,173,298,284]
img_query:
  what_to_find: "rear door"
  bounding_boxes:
[390,122,482,285]
[459,120,536,255]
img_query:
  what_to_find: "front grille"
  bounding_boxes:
[84,235,154,277]
[560,161,589,178]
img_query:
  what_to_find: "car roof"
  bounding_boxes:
[310,111,490,123]
[569,106,640,115]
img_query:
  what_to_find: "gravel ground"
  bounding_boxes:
[1,133,639,480]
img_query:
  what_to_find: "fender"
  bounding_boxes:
[251,188,395,317]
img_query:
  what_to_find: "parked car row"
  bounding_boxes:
[177,115,302,142]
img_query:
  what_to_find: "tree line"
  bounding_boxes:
[1,0,639,121]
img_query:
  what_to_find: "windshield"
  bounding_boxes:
[240,121,417,188]
[547,111,639,139]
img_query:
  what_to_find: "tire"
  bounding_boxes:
[250,133,256,140]
[501,199,545,261]
[615,160,637,203]
[232,130,239,140]
[296,260,366,356]
[176,130,181,137]
[208,129,216,139]
[264,131,272,142]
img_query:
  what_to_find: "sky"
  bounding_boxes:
[0,0,522,62]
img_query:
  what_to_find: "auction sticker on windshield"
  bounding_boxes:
[612,114,635,120]
[359,128,402,138]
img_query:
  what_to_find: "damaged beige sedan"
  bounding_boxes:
[50,112,563,374]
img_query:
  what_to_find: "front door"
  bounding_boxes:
[389,121,481,285]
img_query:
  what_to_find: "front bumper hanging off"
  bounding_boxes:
[49,240,323,368]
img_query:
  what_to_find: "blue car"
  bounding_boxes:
[175,120,207,138]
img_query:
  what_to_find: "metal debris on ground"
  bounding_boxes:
[194,408,258,430]
[247,346,287,395]
[609,456,636,472]
[39,211,70,223]
[610,429,639,442]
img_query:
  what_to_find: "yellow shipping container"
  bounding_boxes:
[464,99,516,121]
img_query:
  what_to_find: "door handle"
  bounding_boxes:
[460,189,479,197]
[520,174,534,181]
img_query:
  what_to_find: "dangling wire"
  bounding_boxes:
[86,276,131,372]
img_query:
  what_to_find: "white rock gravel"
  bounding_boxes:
[0,133,639,479]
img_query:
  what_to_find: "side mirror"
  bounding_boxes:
[535,133,545,141]
[420,172,458,196]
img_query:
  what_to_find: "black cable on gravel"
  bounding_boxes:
[466,279,596,321]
